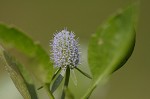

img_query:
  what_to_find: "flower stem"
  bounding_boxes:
[45,83,55,99]
[61,67,70,99]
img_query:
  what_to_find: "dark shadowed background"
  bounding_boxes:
[0,0,149,99]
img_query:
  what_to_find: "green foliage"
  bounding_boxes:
[0,25,54,98]
[0,3,138,99]
[0,45,38,99]
[82,4,138,98]
[0,24,53,83]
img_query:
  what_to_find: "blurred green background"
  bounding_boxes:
[0,0,149,99]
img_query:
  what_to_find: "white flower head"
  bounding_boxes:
[50,29,80,69]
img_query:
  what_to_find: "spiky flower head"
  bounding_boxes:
[50,29,80,69]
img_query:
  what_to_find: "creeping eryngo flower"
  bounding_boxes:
[50,30,91,94]
[50,29,80,69]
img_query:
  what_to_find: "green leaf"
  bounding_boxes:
[0,45,38,99]
[51,73,64,93]
[82,4,138,98]
[0,24,53,83]
[51,69,66,93]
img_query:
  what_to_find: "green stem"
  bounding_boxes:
[61,67,70,99]
[51,68,61,82]
[45,83,55,99]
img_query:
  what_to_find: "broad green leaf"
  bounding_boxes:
[82,4,138,98]
[0,24,53,83]
[0,45,38,99]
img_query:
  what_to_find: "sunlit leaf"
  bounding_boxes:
[0,45,38,99]
[82,4,138,98]
[0,24,53,83]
